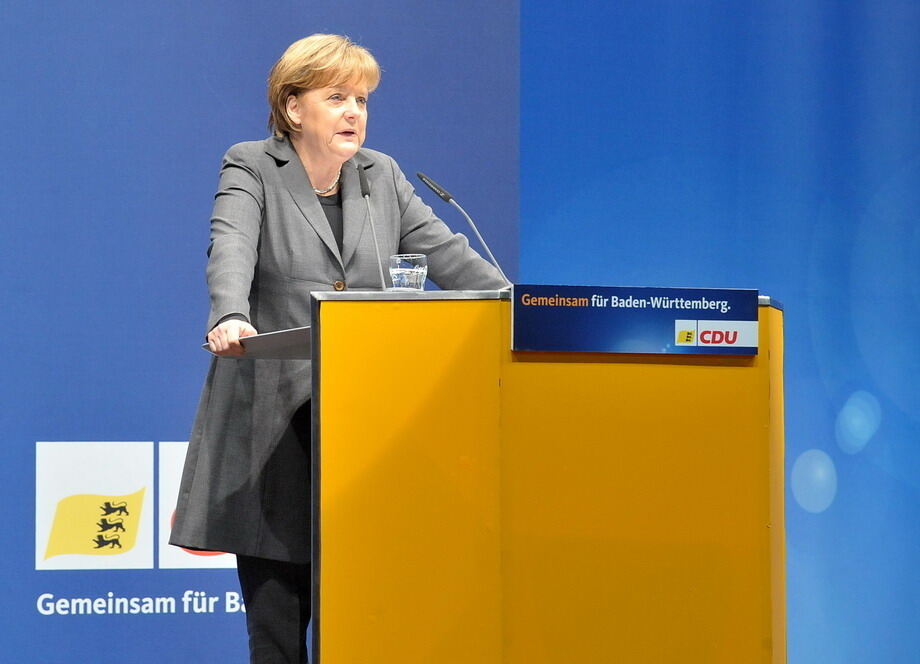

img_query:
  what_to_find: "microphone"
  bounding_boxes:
[416,172,511,287]
[357,164,388,290]
[416,172,453,203]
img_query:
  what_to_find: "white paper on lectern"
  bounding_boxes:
[201,326,311,360]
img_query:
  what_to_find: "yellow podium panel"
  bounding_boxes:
[315,299,504,664]
[313,293,784,664]
[500,304,785,663]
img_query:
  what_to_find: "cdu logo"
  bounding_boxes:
[36,442,153,570]
[674,319,758,349]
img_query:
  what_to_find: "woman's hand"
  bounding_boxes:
[207,319,258,356]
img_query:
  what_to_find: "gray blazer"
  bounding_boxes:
[170,136,505,562]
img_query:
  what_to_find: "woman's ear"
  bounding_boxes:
[285,94,301,128]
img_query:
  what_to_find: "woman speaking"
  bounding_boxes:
[170,34,505,663]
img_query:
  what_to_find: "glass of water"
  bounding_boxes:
[388,253,428,290]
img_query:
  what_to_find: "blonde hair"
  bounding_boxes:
[267,34,381,137]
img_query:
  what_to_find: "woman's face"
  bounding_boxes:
[287,80,369,165]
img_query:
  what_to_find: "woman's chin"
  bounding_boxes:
[336,145,361,161]
[330,137,362,159]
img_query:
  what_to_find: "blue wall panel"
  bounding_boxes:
[1,2,518,661]
[521,2,919,662]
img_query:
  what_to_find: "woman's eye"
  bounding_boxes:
[357,97,367,106]
[328,94,342,101]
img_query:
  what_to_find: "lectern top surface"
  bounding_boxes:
[312,289,511,302]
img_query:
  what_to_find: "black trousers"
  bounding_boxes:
[237,554,311,664]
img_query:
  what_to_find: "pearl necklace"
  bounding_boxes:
[313,168,342,195]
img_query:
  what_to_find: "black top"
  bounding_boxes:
[317,188,344,256]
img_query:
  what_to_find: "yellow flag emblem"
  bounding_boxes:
[44,489,145,559]
[677,330,695,344]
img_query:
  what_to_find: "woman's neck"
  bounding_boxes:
[288,135,343,192]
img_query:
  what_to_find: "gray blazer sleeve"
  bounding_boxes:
[204,144,264,334]
[389,157,507,291]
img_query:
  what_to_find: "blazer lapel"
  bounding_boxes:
[265,137,343,269]
[340,156,371,268]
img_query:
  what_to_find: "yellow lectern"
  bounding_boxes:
[310,290,785,664]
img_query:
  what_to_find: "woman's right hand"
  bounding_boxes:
[207,319,258,356]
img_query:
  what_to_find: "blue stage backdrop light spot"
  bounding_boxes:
[851,160,920,426]
[835,390,881,455]
[791,449,838,514]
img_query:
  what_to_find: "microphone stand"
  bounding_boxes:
[416,172,512,287]
[357,164,388,290]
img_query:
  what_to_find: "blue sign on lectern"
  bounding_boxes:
[512,284,759,355]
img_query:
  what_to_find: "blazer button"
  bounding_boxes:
[333,280,346,291]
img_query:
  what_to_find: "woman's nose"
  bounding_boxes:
[343,97,361,117]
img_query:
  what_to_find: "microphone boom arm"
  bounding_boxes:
[357,164,388,290]
[416,171,512,287]
[448,198,511,287]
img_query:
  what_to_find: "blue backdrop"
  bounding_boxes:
[1,2,517,661]
[521,2,919,662]
[3,0,917,661]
